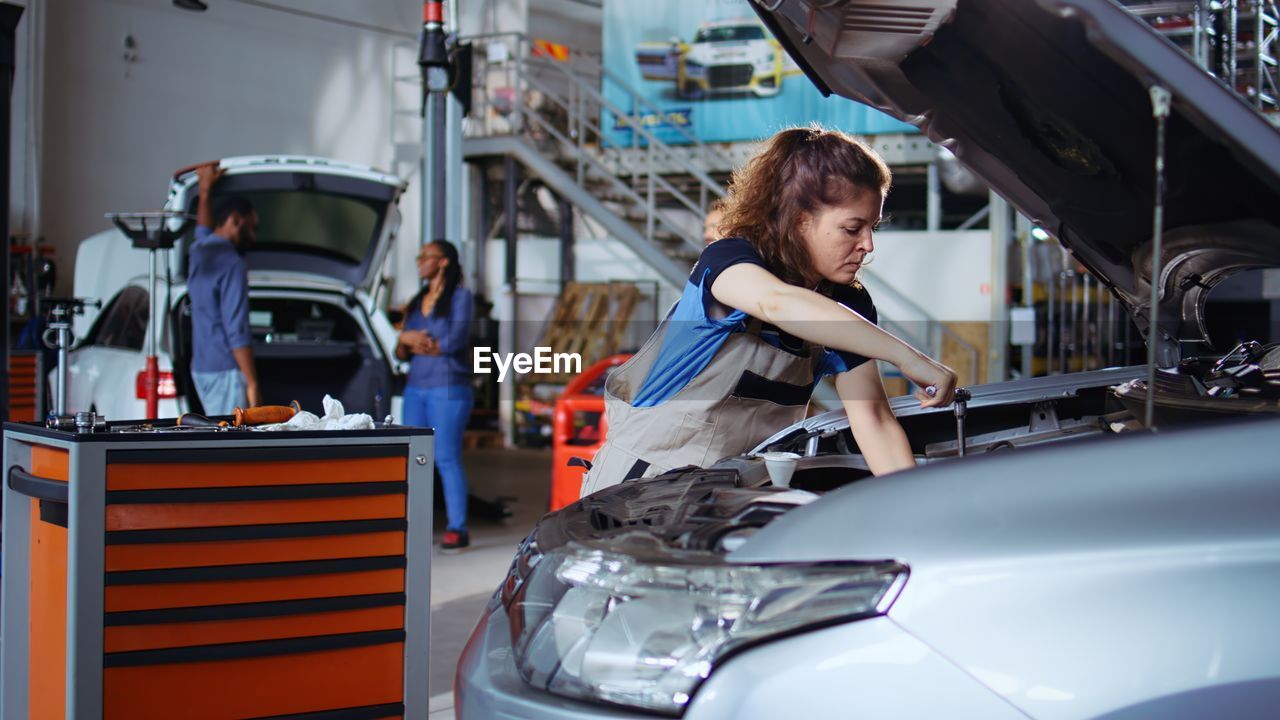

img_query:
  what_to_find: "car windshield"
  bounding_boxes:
[193,189,381,265]
[694,25,765,43]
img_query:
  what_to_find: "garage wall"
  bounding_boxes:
[36,0,425,297]
[8,0,40,248]
[461,0,530,37]
[29,0,542,304]
[866,230,995,323]
[528,0,602,56]
[22,0,650,313]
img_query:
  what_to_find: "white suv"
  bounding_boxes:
[61,156,407,421]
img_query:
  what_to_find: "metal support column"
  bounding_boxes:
[444,0,463,243]
[1146,85,1173,428]
[1106,290,1118,367]
[1057,254,1069,374]
[1065,262,1077,373]
[987,191,1010,382]
[504,156,518,285]
[1081,273,1093,370]
[425,92,448,241]
[1046,247,1057,375]
[926,160,942,232]
[1223,0,1240,91]
[0,5,24,423]
[470,163,487,293]
[420,1,451,246]
[1017,213,1035,378]
[1193,0,1209,69]
[1255,0,1279,110]
[500,155,519,448]
[558,194,575,289]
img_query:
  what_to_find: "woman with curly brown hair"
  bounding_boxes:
[580,126,957,496]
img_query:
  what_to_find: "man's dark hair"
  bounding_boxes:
[213,196,255,228]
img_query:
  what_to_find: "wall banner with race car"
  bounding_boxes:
[601,0,918,146]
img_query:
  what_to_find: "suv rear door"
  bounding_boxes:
[166,156,407,312]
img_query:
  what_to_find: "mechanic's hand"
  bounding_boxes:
[196,162,224,194]
[399,329,434,355]
[901,354,957,408]
[245,381,263,409]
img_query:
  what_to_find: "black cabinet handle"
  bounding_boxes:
[9,466,69,503]
[8,466,69,527]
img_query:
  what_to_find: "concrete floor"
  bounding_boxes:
[427,446,553,719]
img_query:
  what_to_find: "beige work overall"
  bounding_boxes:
[580,319,823,497]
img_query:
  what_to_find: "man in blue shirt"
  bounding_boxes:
[187,163,261,414]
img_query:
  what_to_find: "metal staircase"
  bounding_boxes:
[460,32,730,288]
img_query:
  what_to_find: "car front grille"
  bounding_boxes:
[707,64,755,88]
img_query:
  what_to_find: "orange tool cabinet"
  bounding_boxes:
[1,421,433,720]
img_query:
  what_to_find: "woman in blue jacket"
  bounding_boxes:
[397,240,474,551]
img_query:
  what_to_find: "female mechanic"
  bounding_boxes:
[580,126,958,496]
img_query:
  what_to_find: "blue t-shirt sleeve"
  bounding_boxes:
[689,237,769,316]
[817,283,879,377]
[435,288,473,355]
[221,262,251,350]
[692,237,768,289]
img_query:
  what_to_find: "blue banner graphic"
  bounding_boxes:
[602,0,918,146]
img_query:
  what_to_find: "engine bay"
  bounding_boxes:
[546,349,1279,564]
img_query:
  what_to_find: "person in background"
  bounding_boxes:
[188,163,261,415]
[397,240,475,552]
[702,203,725,244]
[581,126,957,497]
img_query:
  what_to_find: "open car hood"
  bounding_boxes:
[168,156,406,294]
[751,0,1280,361]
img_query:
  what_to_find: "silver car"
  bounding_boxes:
[457,0,1280,717]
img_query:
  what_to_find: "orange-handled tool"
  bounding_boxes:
[233,400,302,427]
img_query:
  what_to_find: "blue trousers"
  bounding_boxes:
[192,369,246,416]
[402,384,473,532]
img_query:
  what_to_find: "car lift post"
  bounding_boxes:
[420,1,451,245]
[108,211,191,419]
[1144,85,1171,430]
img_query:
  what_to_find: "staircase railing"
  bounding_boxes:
[462,32,725,255]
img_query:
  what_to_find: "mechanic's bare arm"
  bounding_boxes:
[232,346,261,408]
[836,361,916,475]
[711,263,957,407]
[196,163,223,228]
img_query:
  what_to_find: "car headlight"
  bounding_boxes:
[504,541,907,715]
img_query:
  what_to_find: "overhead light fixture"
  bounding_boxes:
[173,0,209,11]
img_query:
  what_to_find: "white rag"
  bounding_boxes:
[259,395,375,431]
